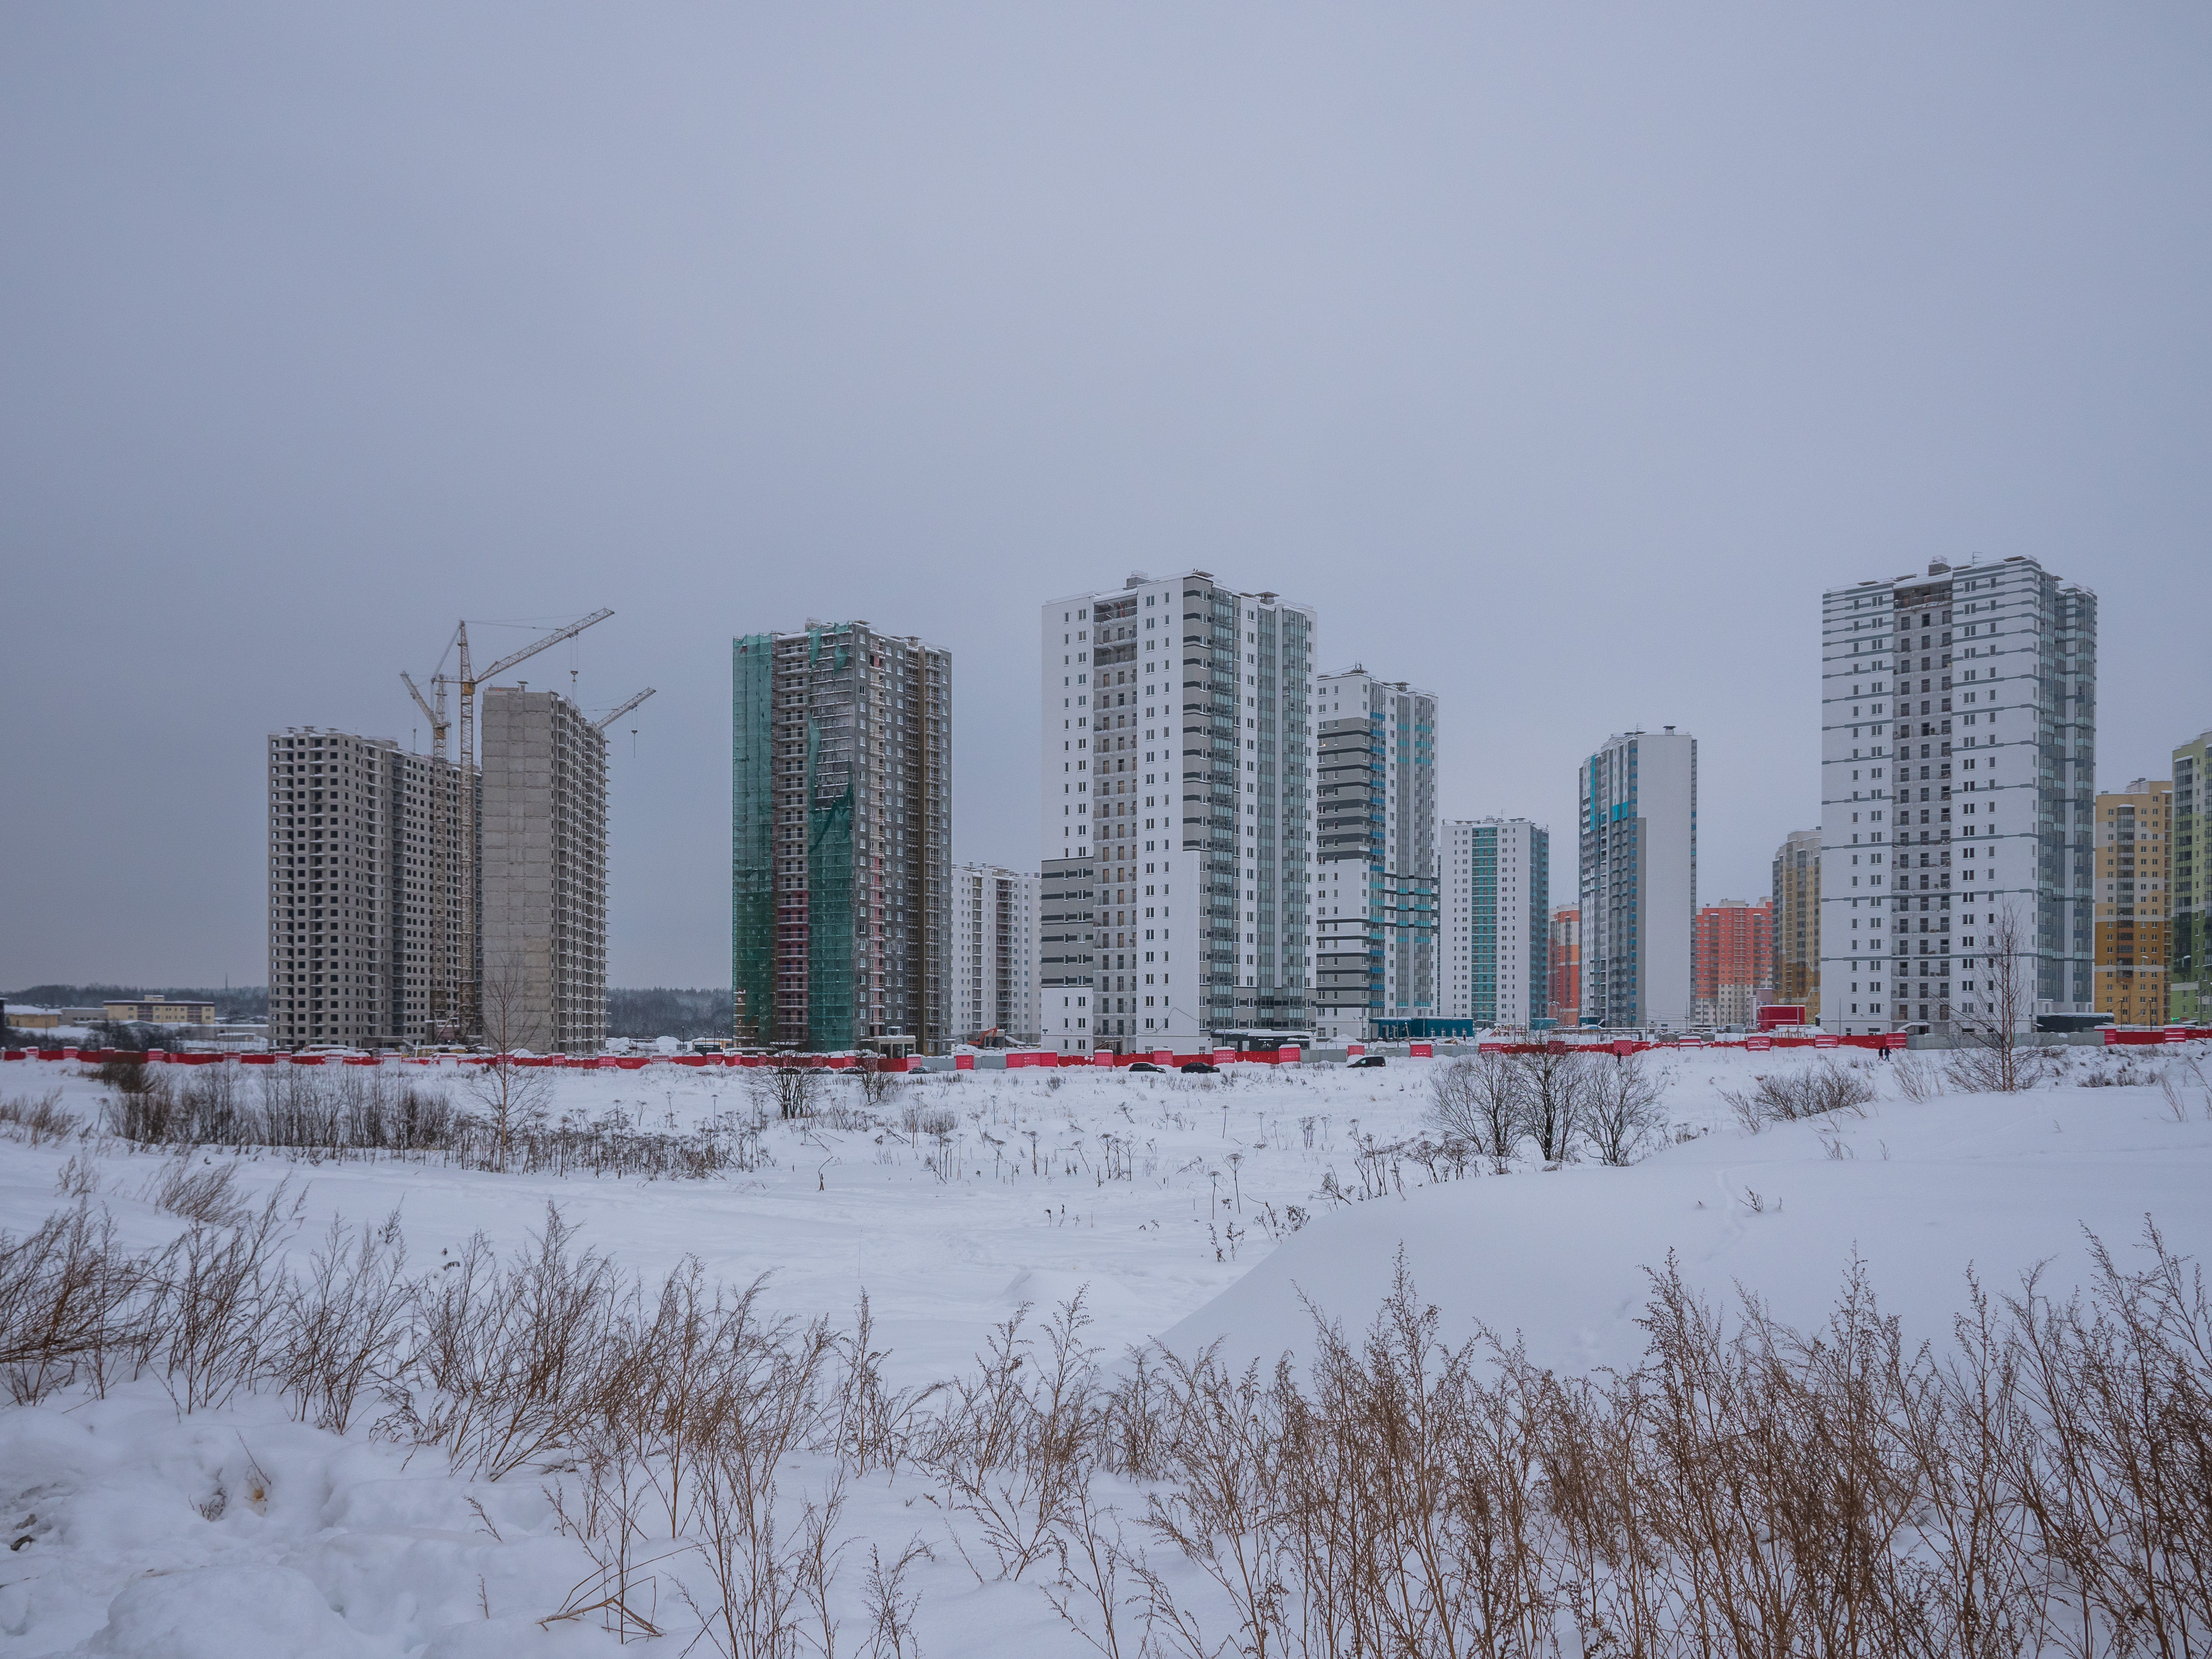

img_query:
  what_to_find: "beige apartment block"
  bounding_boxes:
[480,688,608,1055]
[2093,777,2172,1026]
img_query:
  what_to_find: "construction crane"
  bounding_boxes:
[413,608,615,1041]
[595,687,657,731]
[399,671,454,1037]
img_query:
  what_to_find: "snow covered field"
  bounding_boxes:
[2,1043,2207,1656]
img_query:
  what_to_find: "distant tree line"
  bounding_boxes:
[604,987,734,1041]
[6,983,270,1021]
[6,984,728,1045]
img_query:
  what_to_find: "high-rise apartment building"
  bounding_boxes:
[1579,729,1697,1028]
[1818,557,2096,1034]
[950,864,1041,1045]
[2175,731,2211,1022]
[1041,573,1315,1052]
[1439,819,1547,1031]
[1693,898,1773,1027]
[1547,906,1580,1025]
[1313,670,1436,1042]
[479,688,608,1054]
[2092,778,2172,1026]
[733,622,951,1051]
[1772,828,1822,1021]
[268,727,463,1050]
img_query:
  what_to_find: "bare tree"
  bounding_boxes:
[1513,1047,1590,1162]
[464,955,558,1170]
[1426,1054,1525,1173]
[1583,1054,1668,1166]
[1948,903,2055,1094]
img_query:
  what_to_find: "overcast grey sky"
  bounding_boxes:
[3,5,2207,990]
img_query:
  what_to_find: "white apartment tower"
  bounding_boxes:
[950,864,1041,1046]
[1312,670,1438,1042]
[1441,818,1550,1030]
[268,727,464,1050]
[1819,557,2096,1034]
[1578,728,1698,1028]
[1042,572,1316,1053]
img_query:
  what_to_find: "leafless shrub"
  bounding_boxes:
[901,1101,957,1141]
[853,1060,908,1109]
[0,1089,75,1145]
[54,1152,102,1199]
[1720,1061,1878,1128]
[817,1094,878,1132]
[1892,1047,1942,1103]
[2081,1057,2152,1089]
[96,1054,155,1093]
[750,1063,827,1122]
[105,1070,175,1141]
[108,1064,464,1153]
[1583,1055,1668,1166]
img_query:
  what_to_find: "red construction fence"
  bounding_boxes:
[12,1029,2206,1071]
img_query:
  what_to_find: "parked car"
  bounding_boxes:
[1347,1054,1387,1068]
[1127,1060,1166,1073]
[1178,1061,1220,1074]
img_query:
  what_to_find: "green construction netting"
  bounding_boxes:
[805,630,856,1051]
[731,635,776,1042]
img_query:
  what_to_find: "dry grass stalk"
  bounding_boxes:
[3,1182,2208,1658]
[923,1292,1099,1583]
[0,1202,147,1403]
[0,1088,76,1145]
[404,1204,622,1480]
[274,1211,413,1433]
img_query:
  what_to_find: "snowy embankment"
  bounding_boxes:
[1,1044,2206,1656]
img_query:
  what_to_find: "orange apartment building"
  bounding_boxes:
[1547,906,1580,1024]
[1694,898,1773,1027]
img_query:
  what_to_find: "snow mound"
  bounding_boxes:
[1160,1076,2212,1375]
